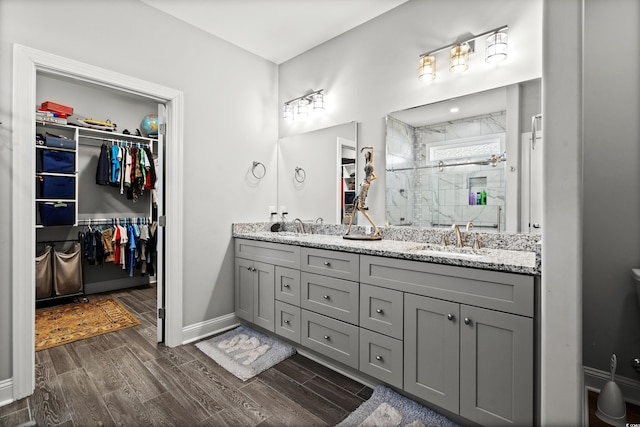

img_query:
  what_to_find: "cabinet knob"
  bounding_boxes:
[376,308,384,314]
[247,266,252,271]
[323,261,331,266]
[447,313,454,321]
[323,295,330,300]
[283,284,290,288]
[324,335,330,340]
[375,355,383,361]
[283,319,290,324]
[464,317,471,325]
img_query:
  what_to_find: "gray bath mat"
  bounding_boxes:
[195,325,295,381]
[337,385,460,427]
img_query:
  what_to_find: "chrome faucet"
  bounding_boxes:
[315,217,324,224]
[293,218,305,234]
[451,224,464,248]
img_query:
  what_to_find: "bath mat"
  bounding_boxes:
[35,299,140,351]
[337,385,460,427]
[195,325,296,381]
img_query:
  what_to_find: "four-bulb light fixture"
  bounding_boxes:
[283,89,325,121]
[419,26,508,82]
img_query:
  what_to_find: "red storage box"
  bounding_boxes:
[41,101,73,116]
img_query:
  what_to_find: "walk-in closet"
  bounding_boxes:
[34,72,165,337]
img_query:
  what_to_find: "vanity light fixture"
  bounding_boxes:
[418,55,436,81]
[485,30,508,63]
[282,89,325,121]
[418,25,508,81]
[449,43,470,72]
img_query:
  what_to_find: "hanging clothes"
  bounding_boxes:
[101,227,115,263]
[96,143,110,185]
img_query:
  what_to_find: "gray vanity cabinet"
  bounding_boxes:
[235,239,300,333]
[404,295,460,414]
[459,304,533,426]
[234,258,275,331]
[403,294,534,427]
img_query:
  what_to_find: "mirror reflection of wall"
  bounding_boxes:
[277,122,357,224]
[386,79,541,233]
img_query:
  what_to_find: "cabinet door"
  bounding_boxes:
[253,261,275,332]
[235,258,255,322]
[459,305,533,426]
[404,294,460,414]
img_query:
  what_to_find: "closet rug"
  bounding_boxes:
[336,385,460,427]
[195,325,296,381]
[35,299,140,351]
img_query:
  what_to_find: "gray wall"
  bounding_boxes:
[278,0,542,228]
[0,0,278,382]
[582,0,640,379]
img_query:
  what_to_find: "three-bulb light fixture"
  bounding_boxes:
[418,26,508,82]
[283,89,325,121]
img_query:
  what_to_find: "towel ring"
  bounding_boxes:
[294,166,306,183]
[252,161,266,179]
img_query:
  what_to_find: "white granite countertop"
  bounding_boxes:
[233,227,540,276]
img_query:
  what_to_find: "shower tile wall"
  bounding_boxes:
[386,112,507,230]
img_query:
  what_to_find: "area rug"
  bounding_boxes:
[195,325,296,381]
[337,385,460,427]
[35,299,140,351]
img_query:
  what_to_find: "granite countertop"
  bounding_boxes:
[233,223,541,276]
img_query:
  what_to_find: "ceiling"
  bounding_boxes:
[140,0,409,64]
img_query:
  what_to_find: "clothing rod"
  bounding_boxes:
[77,217,151,225]
[78,135,151,147]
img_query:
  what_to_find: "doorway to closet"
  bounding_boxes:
[12,45,184,401]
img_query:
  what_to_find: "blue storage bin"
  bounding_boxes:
[37,149,75,174]
[39,202,75,226]
[36,176,75,199]
[45,136,76,150]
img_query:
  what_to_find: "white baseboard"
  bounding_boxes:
[0,377,14,407]
[181,313,239,345]
[584,366,640,406]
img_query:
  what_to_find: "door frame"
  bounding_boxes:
[11,44,184,400]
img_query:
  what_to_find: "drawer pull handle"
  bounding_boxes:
[464,317,471,325]
[375,355,383,361]
[447,313,454,321]
[323,295,330,300]
[283,320,290,324]
[283,284,290,288]
[323,261,331,266]
[324,335,330,340]
[376,309,384,314]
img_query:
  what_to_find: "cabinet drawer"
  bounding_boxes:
[235,239,300,269]
[361,255,534,317]
[359,329,403,389]
[301,310,359,369]
[275,266,300,306]
[275,301,300,343]
[301,247,359,281]
[360,284,403,340]
[301,272,359,324]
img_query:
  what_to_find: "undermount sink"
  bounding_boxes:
[406,244,486,259]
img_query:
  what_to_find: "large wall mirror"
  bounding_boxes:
[386,78,541,233]
[278,122,357,224]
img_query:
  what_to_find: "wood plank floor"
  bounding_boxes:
[0,285,372,427]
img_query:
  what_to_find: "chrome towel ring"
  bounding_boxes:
[294,166,306,183]
[252,161,266,179]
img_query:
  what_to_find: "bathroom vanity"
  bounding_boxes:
[233,223,540,427]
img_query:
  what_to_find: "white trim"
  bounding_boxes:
[584,366,640,406]
[11,44,184,400]
[0,378,14,407]
[181,314,240,345]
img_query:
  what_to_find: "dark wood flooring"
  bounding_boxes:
[0,285,372,427]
